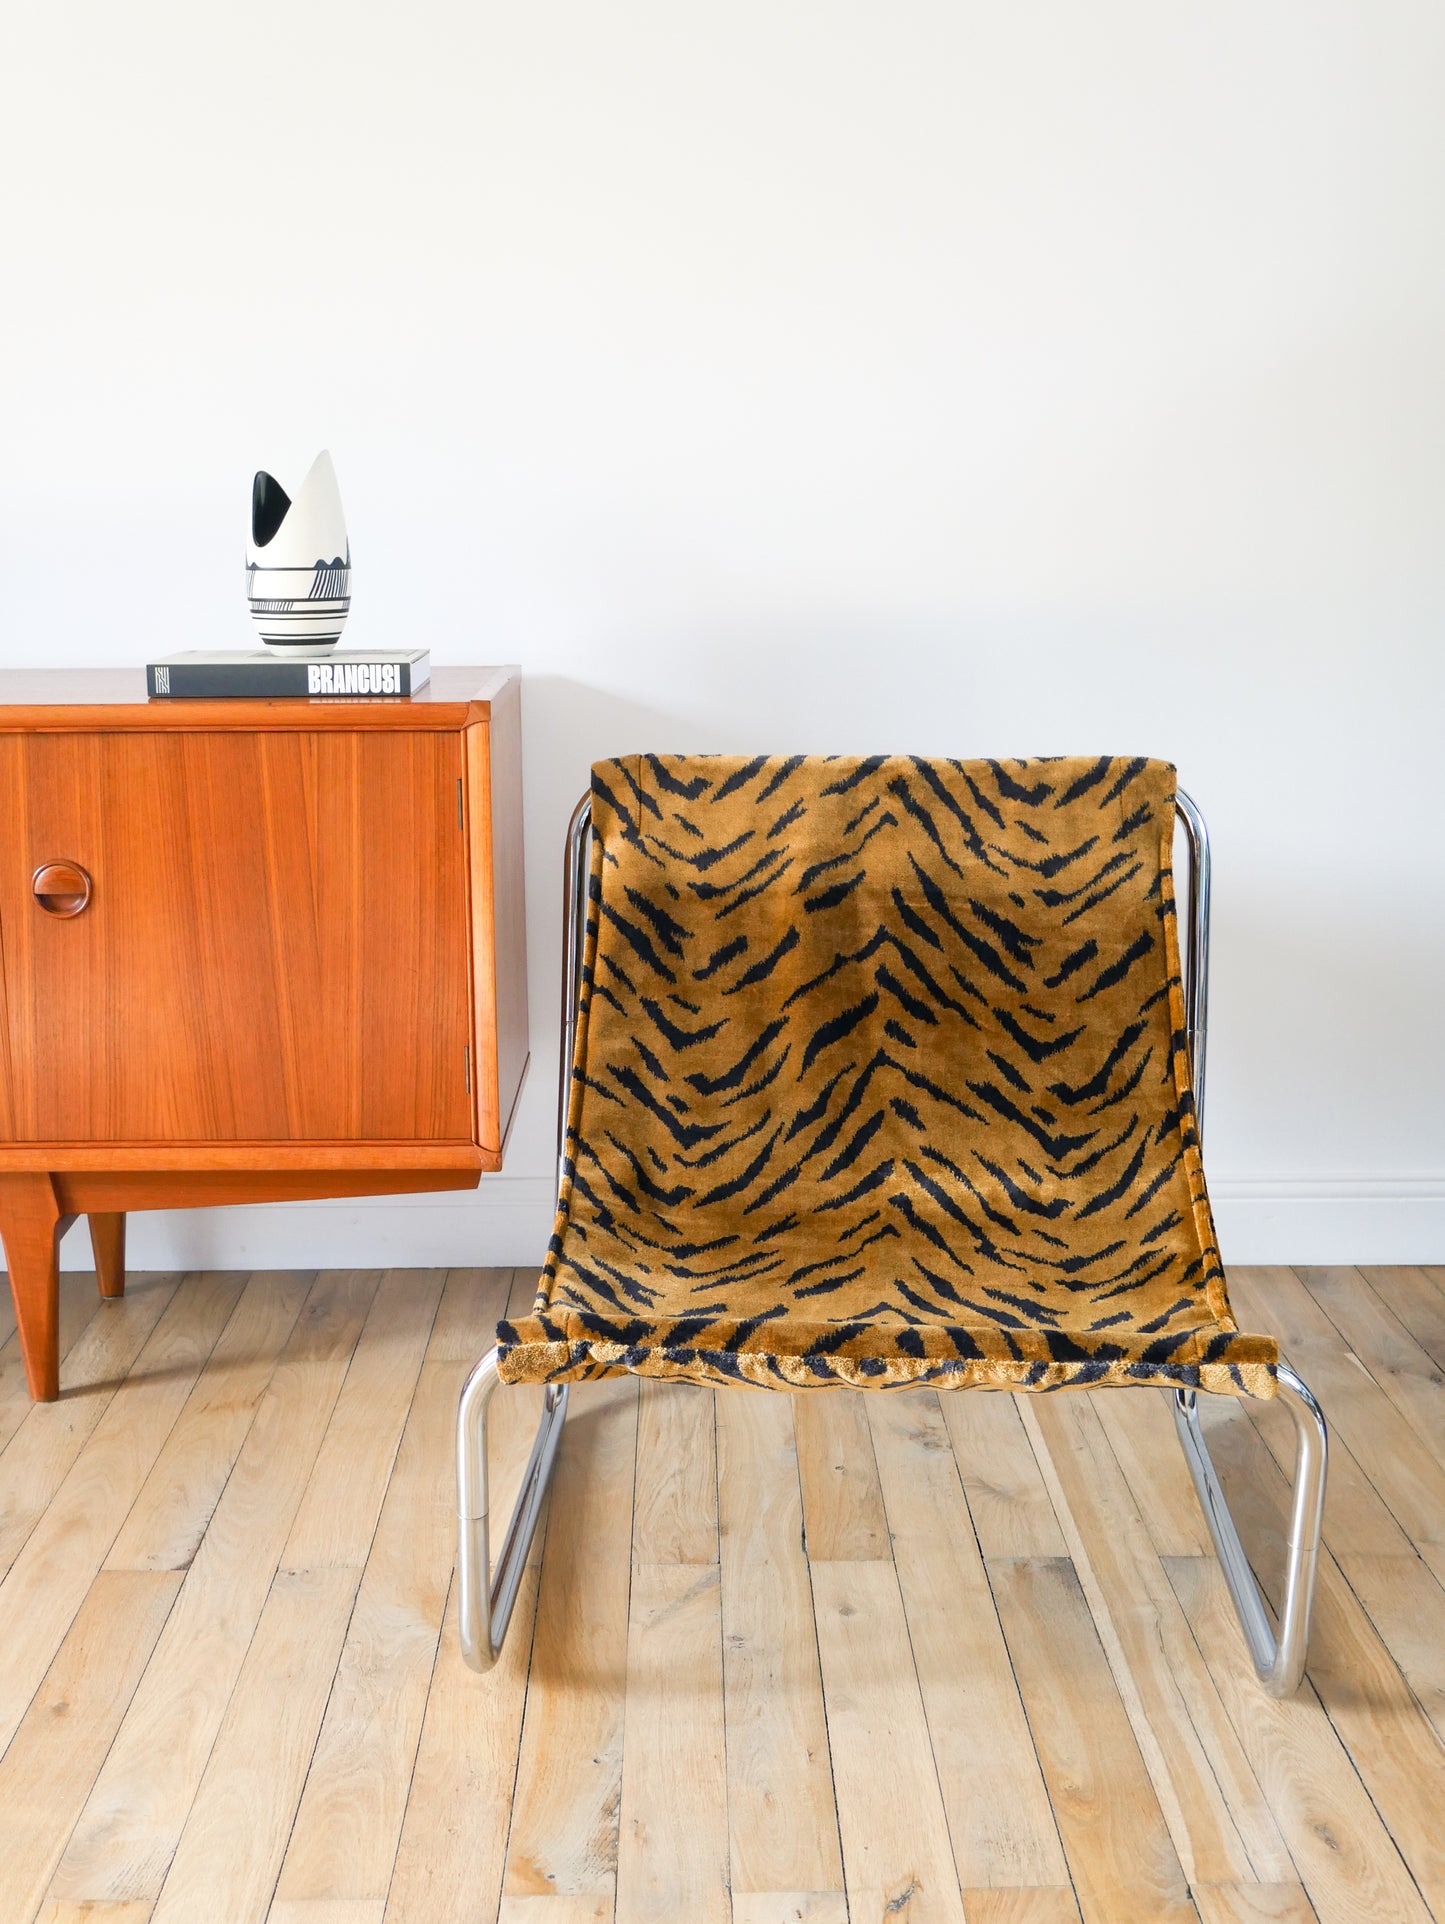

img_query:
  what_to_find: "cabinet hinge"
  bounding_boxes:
[464,1044,471,1093]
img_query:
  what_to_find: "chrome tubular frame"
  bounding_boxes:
[1172,790,1327,1697]
[454,793,591,1672]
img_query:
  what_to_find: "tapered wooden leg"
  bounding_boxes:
[88,1211,126,1299]
[0,1173,75,1402]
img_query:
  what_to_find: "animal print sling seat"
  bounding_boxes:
[498,754,1279,1399]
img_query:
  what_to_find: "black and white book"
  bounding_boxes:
[147,649,431,700]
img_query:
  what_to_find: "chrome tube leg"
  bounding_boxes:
[456,1347,569,1673]
[1173,1359,1327,1697]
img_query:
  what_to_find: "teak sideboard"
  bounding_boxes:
[0,666,528,1400]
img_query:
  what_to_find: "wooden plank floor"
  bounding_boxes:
[1,1264,1443,1924]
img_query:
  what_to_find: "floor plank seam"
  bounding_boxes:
[260,1272,446,1924]
[0,1269,222,1778]
[789,1394,852,1924]
[710,1387,735,1919]
[146,1270,370,1918]
[993,1395,1088,1916]
[1062,1392,1300,1885]
[0,1271,186,1590]
[376,1263,491,1924]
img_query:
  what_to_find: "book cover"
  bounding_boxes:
[147,649,431,700]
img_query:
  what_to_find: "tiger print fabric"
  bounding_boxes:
[498,754,1278,1399]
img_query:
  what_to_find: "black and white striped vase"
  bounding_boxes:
[245,449,351,656]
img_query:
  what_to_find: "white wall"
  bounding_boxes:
[4,0,1442,1269]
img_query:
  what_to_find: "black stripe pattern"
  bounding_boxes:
[499,755,1278,1399]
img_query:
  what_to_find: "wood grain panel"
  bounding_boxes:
[1192,1398,1445,1915]
[0,1270,240,1755]
[1230,1266,1445,1581]
[729,1899,849,1924]
[986,1558,1194,1924]
[1021,1395,1290,1887]
[1167,1555,1433,1924]
[0,1568,181,1923]
[50,1271,379,1907]
[1189,1888,1317,1923]
[631,1380,718,1565]
[867,1391,1068,1891]
[0,729,471,1145]
[272,1273,504,1912]
[147,1564,360,1924]
[0,1272,96,1456]
[0,1273,181,1584]
[105,1269,311,1573]
[467,687,529,1155]
[503,1377,639,1906]
[616,1565,730,1924]
[716,1390,842,1899]
[940,1391,1067,1559]
[960,1893,1082,1924]
[811,1559,968,1924]
[384,1527,540,1921]
[793,1391,889,1561]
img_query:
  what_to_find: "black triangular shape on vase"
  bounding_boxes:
[251,471,292,548]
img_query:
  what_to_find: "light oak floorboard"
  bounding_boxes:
[986,1557,1194,1924]
[0,1274,180,1583]
[36,1906,154,1923]
[149,1565,359,1924]
[1021,1393,1290,1886]
[630,1378,717,1565]
[1090,1387,1213,1557]
[811,1559,967,1924]
[498,1901,614,1924]
[149,1270,445,1924]
[1167,1555,1432,1924]
[7,1266,1445,1924]
[107,1271,311,1572]
[729,1899,849,1924]
[0,1569,180,1924]
[503,1375,639,1903]
[1196,1398,1445,1915]
[383,1274,549,1924]
[383,1569,541,1924]
[1297,1264,1445,1458]
[717,1389,842,1898]
[1229,1266,1445,1582]
[0,1271,240,1755]
[278,1270,446,1573]
[1334,1550,1445,1749]
[1190,1886,1318,1922]
[269,1905,385,1924]
[0,1275,98,1459]
[273,1270,500,1910]
[960,1893,1083,1924]
[868,1391,1066,1891]
[615,1564,729,1924]
[939,1392,1067,1559]
[1361,1265,1445,1372]
[48,1269,378,1907]
[793,1390,890,1561]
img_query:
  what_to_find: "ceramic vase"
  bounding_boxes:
[245,449,351,656]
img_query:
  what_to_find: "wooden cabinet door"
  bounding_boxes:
[0,730,473,1144]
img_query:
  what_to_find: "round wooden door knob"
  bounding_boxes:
[32,860,92,917]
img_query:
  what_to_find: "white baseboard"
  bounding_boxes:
[1208,1176,1445,1265]
[51,1173,1445,1273]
